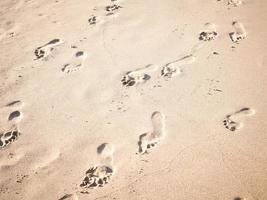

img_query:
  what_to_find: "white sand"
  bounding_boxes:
[0,0,267,199]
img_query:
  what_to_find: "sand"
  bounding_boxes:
[0,0,267,199]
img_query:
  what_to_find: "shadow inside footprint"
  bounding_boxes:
[8,111,21,121]
[97,143,108,154]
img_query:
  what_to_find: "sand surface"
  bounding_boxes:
[0,0,267,199]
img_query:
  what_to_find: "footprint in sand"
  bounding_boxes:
[80,143,115,188]
[0,100,24,149]
[229,21,247,43]
[121,64,159,87]
[88,15,104,25]
[138,112,166,154]
[223,107,255,131]
[34,39,64,60]
[228,0,242,6]
[199,23,218,41]
[61,51,87,74]
[105,4,122,16]
[161,54,196,78]
[88,15,97,25]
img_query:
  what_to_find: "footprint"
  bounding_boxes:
[88,15,104,26]
[199,23,218,41]
[61,51,87,74]
[161,54,196,78]
[223,107,255,131]
[34,39,64,60]
[121,64,159,87]
[138,112,166,154]
[0,126,21,149]
[0,101,24,149]
[88,15,97,25]
[105,4,122,15]
[229,21,247,43]
[228,0,242,6]
[80,143,115,189]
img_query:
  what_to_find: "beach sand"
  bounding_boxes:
[0,0,267,199]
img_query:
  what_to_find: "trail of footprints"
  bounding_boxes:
[8,0,253,198]
[120,21,246,87]
[78,111,165,193]
[121,54,196,87]
[88,0,122,26]
[0,101,24,149]
[34,38,87,74]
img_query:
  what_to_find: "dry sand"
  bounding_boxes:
[0,0,267,199]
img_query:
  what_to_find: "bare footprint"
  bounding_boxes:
[34,39,64,60]
[228,0,242,6]
[229,21,247,43]
[80,143,115,188]
[223,107,255,131]
[0,126,21,149]
[88,15,104,25]
[105,4,122,16]
[0,101,24,149]
[121,64,159,87]
[161,54,196,78]
[138,112,166,154]
[199,23,218,41]
[61,51,87,74]
[88,15,97,25]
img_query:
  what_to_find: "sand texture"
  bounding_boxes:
[0,0,267,199]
